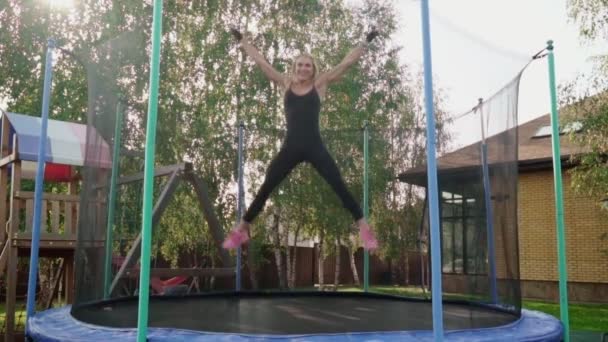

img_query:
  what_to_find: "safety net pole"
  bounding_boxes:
[420,0,444,340]
[477,99,498,304]
[546,40,570,342]
[363,120,370,292]
[25,37,55,330]
[137,0,163,341]
[418,192,429,297]
[236,122,245,291]
[104,100,124,299]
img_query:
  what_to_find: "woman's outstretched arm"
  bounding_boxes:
[316,28,379,87]
[231,28,287,87]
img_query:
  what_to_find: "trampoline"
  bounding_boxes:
[22,2,565,342]
[28,292,561,341]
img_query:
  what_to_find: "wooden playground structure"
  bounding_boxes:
[0,110,233,341]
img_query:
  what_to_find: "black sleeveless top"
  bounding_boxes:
[284,86,322,146]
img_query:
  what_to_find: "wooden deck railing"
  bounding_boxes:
[11,191,80,248]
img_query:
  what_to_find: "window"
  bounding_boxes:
[532,121,583,139]
[532,125,552,138]
[441,191,487,275]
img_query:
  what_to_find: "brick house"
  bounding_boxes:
[398,113,608,303]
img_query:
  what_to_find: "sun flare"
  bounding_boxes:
[49,0,74,9]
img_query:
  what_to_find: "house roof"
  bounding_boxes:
[517,114,586,167]
[398,113,586,186]
[2,111,111,168]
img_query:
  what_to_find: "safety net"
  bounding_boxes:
[69,3,524,336]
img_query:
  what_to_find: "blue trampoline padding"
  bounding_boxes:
[27,306,562,342]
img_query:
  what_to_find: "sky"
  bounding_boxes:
[384,0,606,126]
[4,0,605,128]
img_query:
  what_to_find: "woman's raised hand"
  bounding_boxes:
[366,27,379,43]
[229,27,243,42]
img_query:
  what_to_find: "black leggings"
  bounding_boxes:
[243,142,363,223]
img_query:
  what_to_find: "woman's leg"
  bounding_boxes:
[243,146,302,223]
[224,146,302,249]
[308,146,363,221]
[308,146,377,250]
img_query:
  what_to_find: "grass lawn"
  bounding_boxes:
[0,301,27,330]
[339,285,608,332]
[523,300,608,332]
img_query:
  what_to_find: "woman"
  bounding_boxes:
[223,27,379,251]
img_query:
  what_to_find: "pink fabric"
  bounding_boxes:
[112,255,189,294]
[162,276,188,287]
[149,277,166,294]
[359,226,378,251]
[70,123,112,168]
[222,227,250,249]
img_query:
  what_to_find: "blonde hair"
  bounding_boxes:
[291,53,318,79]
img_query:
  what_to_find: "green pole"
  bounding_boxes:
[547,40,570,342]
[363,121,369,292]
[137,1,163,341]
[103,100,124,299]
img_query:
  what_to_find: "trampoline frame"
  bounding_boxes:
[27,292,563,342]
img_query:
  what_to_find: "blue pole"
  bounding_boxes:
[363,120,370,292]
[420,1,444,341]
[236,122,245,291]
[25,38,55,330]
[477,99,498,304]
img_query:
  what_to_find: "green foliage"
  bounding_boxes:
[568,0,608,42]
[0,0,450,274]
[563,0,608,204]
[565,0,608,263]
[563,93,608,200]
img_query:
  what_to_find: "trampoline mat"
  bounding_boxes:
[71,292,518,334]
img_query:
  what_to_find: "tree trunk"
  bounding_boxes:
[271,210,285,289]
[287,223,300,289]
[288,246,297,288]
[349,246,360,286]
[333,235,341,290]
[247,248,259,290]
[317,231,325,291]
[404,251,410,285]
[209,255,216,290]
[421,253,428,295]
[285,224,291,289]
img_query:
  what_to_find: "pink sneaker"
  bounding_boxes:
[359,226,378,251]
[222,227,250,249]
